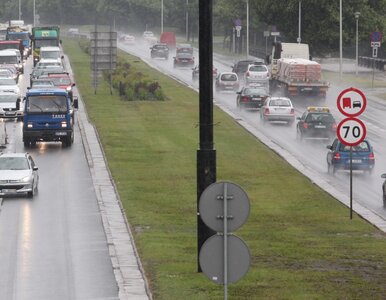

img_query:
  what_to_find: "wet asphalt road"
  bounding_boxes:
[0,56,119,299]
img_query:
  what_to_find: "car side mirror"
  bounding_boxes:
[326,145,332,150]
[33,166,38,171]
[381,174,386,179]
[23,97,26,102]
[73,96,79,109]
[61,55,64,59]
[296,117,301,120]
[72,83,76,87]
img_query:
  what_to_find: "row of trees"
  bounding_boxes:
[1,0,386,56]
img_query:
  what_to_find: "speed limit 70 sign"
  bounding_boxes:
[337,118,367,146]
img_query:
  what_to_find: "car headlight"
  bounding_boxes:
[61,121,67,128]
[66,86,71,92]
[20,176,31,183]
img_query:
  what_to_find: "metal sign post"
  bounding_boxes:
[199,181,250,298]
[336,87,367,219]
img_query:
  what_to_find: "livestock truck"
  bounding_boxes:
[31,26,60,66]
[269,42,329,100]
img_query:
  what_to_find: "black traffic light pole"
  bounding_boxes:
[197,0,216,272]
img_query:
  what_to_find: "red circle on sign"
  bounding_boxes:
[337,117,366,146]
[337,87,367,117]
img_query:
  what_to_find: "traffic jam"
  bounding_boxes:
[0,21,77,198]
[118,30,386,213]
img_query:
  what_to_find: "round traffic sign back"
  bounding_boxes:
[199,182,250,232]
[337,87,367,117]
[337,117,367,146]
[199,235,250,284]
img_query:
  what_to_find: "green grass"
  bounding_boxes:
[63,38,386,300]
[322,70,386,89]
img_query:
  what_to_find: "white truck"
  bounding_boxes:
[269,42,329,100]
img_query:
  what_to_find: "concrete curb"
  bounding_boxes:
[65,56,151,300]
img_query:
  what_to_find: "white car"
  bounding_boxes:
[35,58,64,69]
[40,46,63,62]
[260,96,295,125]
[244,63,269,86]
[0,91,23,119]
[142,31,157,44]
[0,77,20,95]
[0,152,39,198]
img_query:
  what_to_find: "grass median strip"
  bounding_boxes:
[63,38,386,300]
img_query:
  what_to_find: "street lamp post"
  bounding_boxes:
[161,0,164,34]
[297,1,301,43]
[355,12,360,76]
[246,0,249,58]
[33,0,35,26]
[186,0,189,41]
[339,0,342,78]
[19,0,21,20]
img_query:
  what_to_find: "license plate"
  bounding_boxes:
[315,125,326,129]
[1,189,16,193]
[351,159,362,163]
[5,112,15,116]
[252,98,260,101]
[55,132,67,136]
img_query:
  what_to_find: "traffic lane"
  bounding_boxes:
[0,58,119,298]
[120,42,386,219]
[0,122,119,300]
[216,89,386,216]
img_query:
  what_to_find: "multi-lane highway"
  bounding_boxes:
[119,38,386,227]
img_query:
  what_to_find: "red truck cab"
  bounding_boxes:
[160,32,176,49]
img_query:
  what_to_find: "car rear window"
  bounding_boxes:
[270,99,291,107]
[221,74,237,81]
[339,141,370,152]
[249,65,267,72]
[306,113,334,123]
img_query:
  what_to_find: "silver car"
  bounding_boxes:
[0,153,39,197]
[260,96,295,125]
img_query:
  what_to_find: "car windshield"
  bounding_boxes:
[249,65,267,72]
[35,40,58,48]
[245,88,267,95]
[32,81,54,87]
[306,113,334,122]
[0,157,29,170]
[154,45,167,50]
[0,56,17,64]
[0,44,19,51]
[41,51,61,59]
[0,78,16,85]
[49,77,71,86]
[270,99,291,107]
[339,141,370,152]
[221,74,237,81]
[7,32,29,40]
[0,94,18,103]
[27,95,67,113]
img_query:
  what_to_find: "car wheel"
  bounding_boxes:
[27,181,34,198]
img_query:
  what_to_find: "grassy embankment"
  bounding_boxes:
[63,38,386,300]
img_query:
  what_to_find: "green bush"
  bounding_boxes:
[106,58,166,101]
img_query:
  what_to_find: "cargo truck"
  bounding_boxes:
[269,42,329,100]
[31,26,60,66]
[6,26,31,57]
[23,88,78,147]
